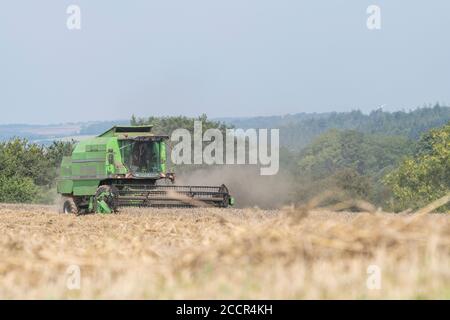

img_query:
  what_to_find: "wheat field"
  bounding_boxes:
[0,203,449,299]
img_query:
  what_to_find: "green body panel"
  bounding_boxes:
[153,142,160,172]
[160,142,166,173]
[57,126,168,197]
[73,180,102,196]
[57,157,74,194]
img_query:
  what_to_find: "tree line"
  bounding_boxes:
[132,112,450,211]
[225,104,450,151]
[0,108,448,211]
[0,140,74,203]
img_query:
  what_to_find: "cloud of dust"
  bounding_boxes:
[175,165,295,209]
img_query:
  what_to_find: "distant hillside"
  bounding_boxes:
[0,124,81,142]
[216,112,334,129]
[218,105,450,150]
[78,120,130,135]
[0,120,128,144]
[2,105,449,149]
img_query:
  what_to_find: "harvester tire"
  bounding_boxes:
[62,197,79,215]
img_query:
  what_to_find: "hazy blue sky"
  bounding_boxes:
[1,1,449,124]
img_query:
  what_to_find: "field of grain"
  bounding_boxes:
[0,203,449,299]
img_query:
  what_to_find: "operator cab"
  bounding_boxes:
[119,138,166,178]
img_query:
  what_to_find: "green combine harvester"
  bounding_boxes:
[57,126,234,214]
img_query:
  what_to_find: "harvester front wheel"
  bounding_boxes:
[94,185,119,214]
[62,197,79,215]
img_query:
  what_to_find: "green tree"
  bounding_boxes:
[0,139,74,203]
[46,140,75,171]
[130,114,231,136]
[0,176,38,203]
[294,129,414,206]
[224,105,450,151]
[384,122,450,211]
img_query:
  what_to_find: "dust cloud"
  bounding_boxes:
[175,165,295,209]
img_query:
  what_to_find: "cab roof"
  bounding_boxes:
[98,126,167,139]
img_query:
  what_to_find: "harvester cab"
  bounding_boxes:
[57,126,234,214]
